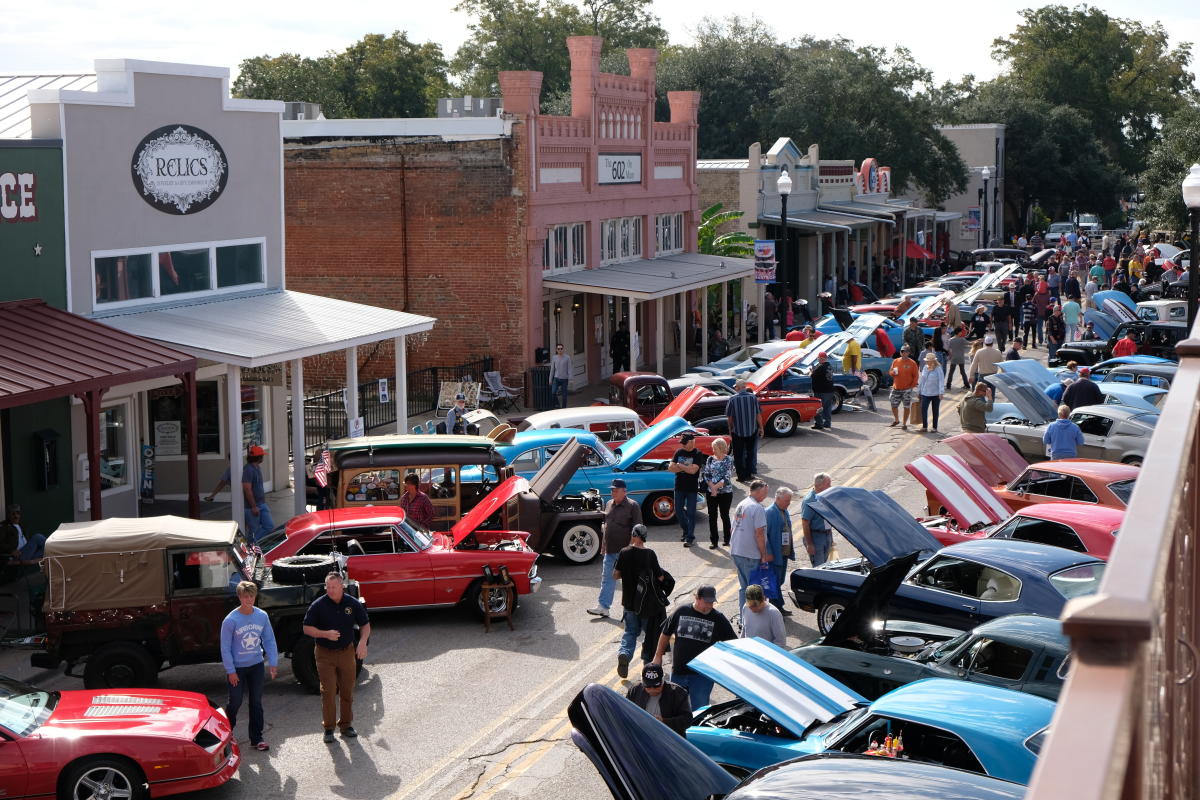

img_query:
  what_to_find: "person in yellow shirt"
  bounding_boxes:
[1128,258,1143,281]
[841,337,876,411]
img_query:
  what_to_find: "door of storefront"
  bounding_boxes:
[543,293,588,389]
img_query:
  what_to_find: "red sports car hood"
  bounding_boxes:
[745,349,806,392]
[906,454,1012,529]
[41,689,218,739]
[650,384,712,426]
[942,432,1030,486]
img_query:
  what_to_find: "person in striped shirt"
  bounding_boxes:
[724,380,764,482]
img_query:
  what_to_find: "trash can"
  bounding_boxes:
[530,365,553,411]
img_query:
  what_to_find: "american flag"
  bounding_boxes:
[314,449,332,487]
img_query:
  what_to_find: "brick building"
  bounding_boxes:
[284,36,757,392]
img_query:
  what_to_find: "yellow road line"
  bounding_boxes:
[842,396,966,490]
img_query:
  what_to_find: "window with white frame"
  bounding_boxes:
[600,216,643,264]
[542,222,586,273]
[656,213,684,256]
[99,399,134,494]
[93,238,265,307]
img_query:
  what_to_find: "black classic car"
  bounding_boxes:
[1055,320,1186,366]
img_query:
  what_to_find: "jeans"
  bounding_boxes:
[16,534,45,561]
[552,378,569,408]
[1035,317,1045,345]
[919,394,941,429]
[597,552,620,610]
[706,491,733,546]
[808,530,832,566]
[731,434,758,480]
[226,661,266,745]
[815,392,835,428]
[244,502,274,542]
[1021,322,1036,347]
[619,611,661,663]
[945,362,969,390]
[732,553,762,610]
[672,671,715,711]
[994,323,1009,350]
[770,563,788,610]
[1048,339,1061,362]
[674,489,697,543]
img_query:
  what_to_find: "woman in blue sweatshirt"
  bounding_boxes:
[221,580,279,751]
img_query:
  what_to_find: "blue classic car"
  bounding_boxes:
[990,360,1166,419]
[493,416,690,524]
[567,680,1027,800]
[685,638,1054,784]
[789,486,1106,634]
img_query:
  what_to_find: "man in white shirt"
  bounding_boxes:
[729,480,770,610]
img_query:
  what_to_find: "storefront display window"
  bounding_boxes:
[92,237,265,307]
[241,385,265,450]
[217,242,264,287]
[148,381,221,455]
[95,254,153,303]
[160,249,212,295]
[99,402,131,492]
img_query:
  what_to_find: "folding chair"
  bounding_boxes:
[483,371,523,413]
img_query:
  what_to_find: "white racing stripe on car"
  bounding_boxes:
[907,454,1010,527]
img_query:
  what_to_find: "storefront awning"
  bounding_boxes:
[819,201,909,218]
[541,253,754,301]
[935,210,962,222]
[760,210,875,231]
[0,299,196,410]
[100,290,436,368]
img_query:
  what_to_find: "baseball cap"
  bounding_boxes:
[248,445,266,457]
[984,335,995,345]
[817,350,828,359]
[641,663,664,687]
[900,343,911,352]
[611,478,627,489]
[631,523,648,541]
[696,585,717,602]
[454,392,466,401]
[1079,367,1091,376]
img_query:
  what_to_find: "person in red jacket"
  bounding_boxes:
[1111,330,1139,357]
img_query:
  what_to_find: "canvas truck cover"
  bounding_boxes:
[43,516,239,611]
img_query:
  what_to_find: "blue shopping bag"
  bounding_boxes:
[749,563,781,600]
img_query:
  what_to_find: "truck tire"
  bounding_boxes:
[291,635,320,694]
[271,554,337,585]
[556,522,601,565]
[83,642,159,689]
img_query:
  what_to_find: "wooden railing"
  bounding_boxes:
[1026,327,1200,800]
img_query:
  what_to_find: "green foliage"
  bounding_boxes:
[1140,105,1200,230]
[1030,206,1052,233]
[698,203,753,257]
[233,32,450,118]
[451,0,666,102]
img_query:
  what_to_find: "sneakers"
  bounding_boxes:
[683,541,693,548]
[617,653,630,679]
[323,729,335,743]
[586,606,610,617]
[342,727,358,738]
[254,741,270,751]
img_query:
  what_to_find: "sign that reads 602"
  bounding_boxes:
[598,154,641,185]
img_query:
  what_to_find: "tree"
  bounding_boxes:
[1140,104,1200,230]
[451,0,666,101]
[697,203,753,257]
[234,54,347,116]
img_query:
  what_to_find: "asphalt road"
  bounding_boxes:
[26,386,982,800]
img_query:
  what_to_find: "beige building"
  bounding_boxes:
[937,124,1006,249]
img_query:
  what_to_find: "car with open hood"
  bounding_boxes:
[789,486,1107,635]
[682,638,1054,783]
[0,673,240,800]
[939,433,1138,513]
[1054,318,1185,366]
[906,454,1123,559]
[708,341,867,411]
[685,338,811,377]
[567,684,1028,800]
[986,360,1165,418]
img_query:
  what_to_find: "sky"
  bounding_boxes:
[4,0,1199,87]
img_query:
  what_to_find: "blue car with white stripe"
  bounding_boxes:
[685,637,1054,784]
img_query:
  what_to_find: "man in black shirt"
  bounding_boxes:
[613,524,666,677]
[302,573,371,743]
[810,351,837,431]
[1062,367,1104,410]
[626,663,692,736]
[668,432,701,547]
[653,585,736,710]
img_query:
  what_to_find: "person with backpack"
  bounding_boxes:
[613,524,671,678]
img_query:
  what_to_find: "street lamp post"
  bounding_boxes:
[1183,163,1200,330]
[981,166,991,250]
[777,167,792,303]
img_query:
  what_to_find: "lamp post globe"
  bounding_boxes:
[777,168,792,306]
[1183,163,1200,330]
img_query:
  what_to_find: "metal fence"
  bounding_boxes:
[1025,326,1200,800]
[291,357,493,456]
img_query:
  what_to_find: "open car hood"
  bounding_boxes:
[830,308,855,330]
[650,385,713,427]
[1093,290,1137,314]
[942,433,1029,486]
[987,371,1059,424]
[808,487,941,567]
[449,475,530,545]
[690,638,867,739]
[527,436,586,503]
[846,312,890,339]
[1084,309,1119,341]
[905,454,1012,528]
[995,358,1061,389]
[821,552,922,649]
[745,349,806,392]
[615,415,691,469]
[567,683,737,800]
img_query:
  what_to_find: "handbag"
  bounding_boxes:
[749,563,781,601]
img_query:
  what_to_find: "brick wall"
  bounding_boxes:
[284,135,529,391]
[698,169,750,235]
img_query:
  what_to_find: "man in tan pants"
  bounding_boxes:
[303,573,371,742]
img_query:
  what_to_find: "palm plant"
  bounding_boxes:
[697,203,754,257]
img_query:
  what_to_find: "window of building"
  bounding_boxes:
[99,401,132,493]
[542,223,586,273]
[147,381,222,456]
[600,216,643,264]
[241,385,265,451]
[92,237,266,307]
[656,213,684,256]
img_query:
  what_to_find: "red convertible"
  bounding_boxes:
[267,478,541,617]
[0,674,239,800]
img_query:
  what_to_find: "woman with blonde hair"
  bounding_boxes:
[700,437,735,549]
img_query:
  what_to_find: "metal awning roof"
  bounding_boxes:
[0,73,96,138]
[541,253,753,301]
[761,210,875,231]
[0,299,196,410]
[820,201,909,218]
[935,210,962,222]
[101,290,436,368]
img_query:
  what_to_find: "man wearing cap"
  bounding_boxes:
[445,393,469,434]
[242,445,273,542]
[613,524,666,676]
[725,379,764,483]
[626,663,692,736]
[960,382,996,434]
[668,432,702,547]
[968,335,1002,388]
[810,351,837,431]
[1062,367,1104,410]
[653,585,736,711]
[588,479,642,618]
[1111,329,1139,358]
[888,345,919,430]
[550,343,572,408]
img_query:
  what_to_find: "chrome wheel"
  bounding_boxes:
[865,371,881,393]
[817,599,845,635]
[768,410,797,437]
[645,493,676,523]
[73,766,134,800]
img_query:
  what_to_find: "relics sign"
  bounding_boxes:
[754,240,777,284]
[132,124,228,215]
[598,154,641,185]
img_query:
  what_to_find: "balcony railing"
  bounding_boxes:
[1026,328,1200,800]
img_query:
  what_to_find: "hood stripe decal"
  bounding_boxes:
[907,454,1011,527]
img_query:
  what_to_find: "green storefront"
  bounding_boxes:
[1,140,72,536]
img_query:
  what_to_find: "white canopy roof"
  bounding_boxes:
[542,253,753,301]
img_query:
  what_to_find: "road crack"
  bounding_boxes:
[466,735,569,762]
[457,736,569,799]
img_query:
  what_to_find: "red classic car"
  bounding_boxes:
[907,453,1123,559]
[938,433,1138,512]
[0,674,239,799]
[267,480,540,617]
[608,352,822,437]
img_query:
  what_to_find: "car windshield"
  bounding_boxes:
[1049,563,1107,599]
[928,631,972,664]
[256,525,288,554]
[808,705,870,744]
[0,675,57,736]
[1108,479,1135,505]
[400,518,433,550]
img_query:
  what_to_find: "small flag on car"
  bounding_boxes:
[314,449,332,487]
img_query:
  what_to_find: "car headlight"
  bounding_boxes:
[528,564,538,580]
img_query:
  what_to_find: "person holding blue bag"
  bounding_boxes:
[763,487,795,614]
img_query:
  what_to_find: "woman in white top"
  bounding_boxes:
[917,352,946,433]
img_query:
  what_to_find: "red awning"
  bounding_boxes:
[0,299,197,410]
[886,239,936,260]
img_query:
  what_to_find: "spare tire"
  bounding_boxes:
[271,554,337,585]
